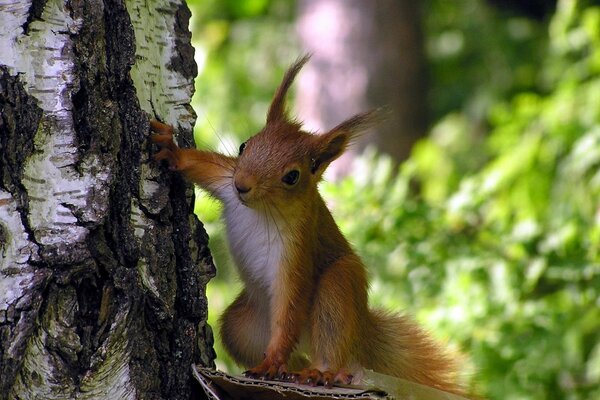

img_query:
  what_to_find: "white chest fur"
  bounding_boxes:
[223,199,285,294]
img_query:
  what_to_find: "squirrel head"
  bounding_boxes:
[233,55,379,211]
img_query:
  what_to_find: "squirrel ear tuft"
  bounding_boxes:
[267,54,311,123]
[311,109,381,175]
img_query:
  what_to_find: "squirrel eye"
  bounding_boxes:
[282,170,300,186]
[238,142,247,156]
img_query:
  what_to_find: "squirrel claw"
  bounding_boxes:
[152,148,179,170]
[291,368,352,388]
[243,370,256,379]
[243,369,262,380]
[244,359,288,381]
[334,370,353,385]
[150,120,181,170]
[283,372,299,382]
[321,371,334,388]
[149,119,174,135]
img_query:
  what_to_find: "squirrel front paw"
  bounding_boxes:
[244,355,288,381]
[150,119,180,170]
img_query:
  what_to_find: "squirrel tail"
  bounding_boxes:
[361,309,465,396]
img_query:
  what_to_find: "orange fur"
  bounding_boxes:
[150,56,466,396]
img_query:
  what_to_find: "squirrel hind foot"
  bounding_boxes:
[288,368,353,388]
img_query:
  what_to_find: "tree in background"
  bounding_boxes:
[0,1,215,399]
[296,0,427,173]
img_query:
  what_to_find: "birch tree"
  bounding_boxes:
[0,1,215,399]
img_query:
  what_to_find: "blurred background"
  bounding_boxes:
[184,0,600,398]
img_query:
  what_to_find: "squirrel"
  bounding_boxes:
[150,55,464,395]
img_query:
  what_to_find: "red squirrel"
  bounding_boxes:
[151,56,463,394]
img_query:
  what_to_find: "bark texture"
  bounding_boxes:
[0,1,215,399]
[297,0,427,172]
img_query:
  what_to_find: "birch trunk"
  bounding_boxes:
[0,1,216,399]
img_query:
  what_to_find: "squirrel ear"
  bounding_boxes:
[311,131,348,174]
[267,55,311,123]
[311,110,381,175]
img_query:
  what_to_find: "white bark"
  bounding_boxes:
[128,0,196,133]
[0,1,214,399]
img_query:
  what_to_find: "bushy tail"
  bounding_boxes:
[360,309,464,395]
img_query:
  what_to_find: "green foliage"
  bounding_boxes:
[188,0,600,398]
[325,3,600,398]
[187,0,298,150]
[426,0,549,121]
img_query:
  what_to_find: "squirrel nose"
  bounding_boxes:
[234,171,256,196]
[235,182,251,194]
